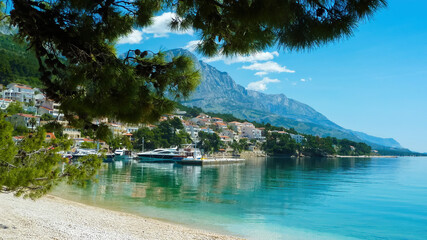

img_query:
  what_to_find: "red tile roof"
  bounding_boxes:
[15,85,33,90]
[17,113,37,118]
[0,98,13,102]
[40,106,53,111]
[45,132,56,139]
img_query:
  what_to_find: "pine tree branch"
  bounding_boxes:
[0,160,17,168]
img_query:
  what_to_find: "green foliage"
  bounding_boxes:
[171,0,386,55]
[264,132,299,156]
[197,131,222,154]
[42,121,64,138]
[40,113,54,121]
[176,102,240,122]
[176,103,203,118]
[12,125,28,136]
[0,118,101,199]
[0,34,41,86]
[229,139,250,153]
[107,134,133,151]
[301,135,335,157]
[6,101,23,115]
[94,123,113,142]
[264,132,371,157]
[80,141,97,149]
[133,118,191,150]
[28,117,37,131]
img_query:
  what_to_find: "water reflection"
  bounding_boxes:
[53,157,427,240]
[79,157,377,207]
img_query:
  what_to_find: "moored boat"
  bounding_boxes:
[102,152,116,162]
[137,148,181,162]
[173,147,202,163]
[114,148,133,161]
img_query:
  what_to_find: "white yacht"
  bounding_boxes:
[137,148,180,162]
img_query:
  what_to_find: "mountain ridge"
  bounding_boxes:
[166,48,404,150]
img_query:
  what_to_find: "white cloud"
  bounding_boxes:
[117,29,144,44]
[246,77,280,91]
[255,71,268,76]
[184,40,202,51]
[300,77,312,82]
[117,12,193,45]
[203,51,279,64]
[242,61,295,73]
[300,78,306,82]
[143,12,193,38]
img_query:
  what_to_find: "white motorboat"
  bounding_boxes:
[72,148,97,158]
[137,148,181,162]
[114,148,133,161]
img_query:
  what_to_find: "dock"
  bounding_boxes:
[177,158,245,165]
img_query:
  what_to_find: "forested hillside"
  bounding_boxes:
[0,34,41,87]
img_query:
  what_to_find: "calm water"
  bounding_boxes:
[53,157,427,239]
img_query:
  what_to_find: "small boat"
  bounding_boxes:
[102,152,115,162]
[173,147,202,163]
[137,147,181,163]
[114,148,133,161]
[72,148,97,158]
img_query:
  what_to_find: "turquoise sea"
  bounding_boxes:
[53,157,427,239]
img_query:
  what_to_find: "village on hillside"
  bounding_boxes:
[1,82,373,158]
[1,83,309,155]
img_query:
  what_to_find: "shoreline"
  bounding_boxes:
[0,193,242,240]
[329,155,398,158]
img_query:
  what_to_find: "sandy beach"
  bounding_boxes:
[0,194,242,240]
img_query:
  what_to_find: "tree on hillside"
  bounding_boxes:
[5,101,23,115]
[40,113,54,121]
[42,121,64,138]
[28,117,37,131]
[197,131,221,154]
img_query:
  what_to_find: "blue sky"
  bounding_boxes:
[116,0,427,152]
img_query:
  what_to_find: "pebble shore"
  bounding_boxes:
[0,194,242,240]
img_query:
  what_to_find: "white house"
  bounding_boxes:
[38,106,54,116]
[6,113,40,129]
[228,121,243,133]
[41,99,62,119]
[290,134,305,144]
[185,124,201,141]
[220,135,232,143]
[241,122,262,139]
[222,129,239,141]
[63,127,82,139]
[3,83,35,103]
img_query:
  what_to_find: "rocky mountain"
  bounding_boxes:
[166,48,404,150]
